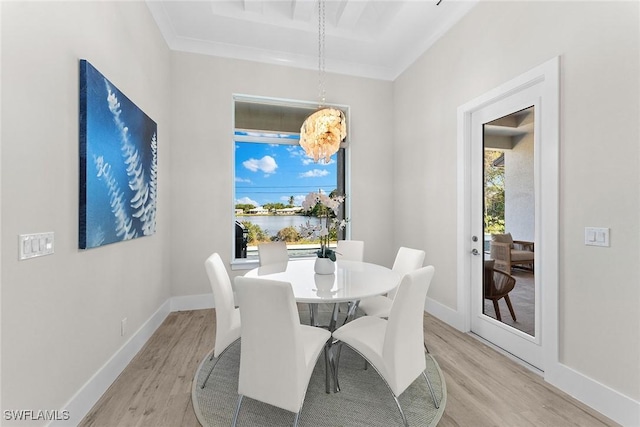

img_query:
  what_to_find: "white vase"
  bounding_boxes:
[314,257,335,275]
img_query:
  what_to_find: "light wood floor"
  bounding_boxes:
[80,309,617,426]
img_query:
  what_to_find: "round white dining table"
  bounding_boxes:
[244,258,402,304]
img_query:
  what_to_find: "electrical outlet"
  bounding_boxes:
[121,318,127,336]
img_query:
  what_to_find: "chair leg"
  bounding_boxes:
[292,411,300,427]
[232,395,243,427]
[492,299,502,321]
[390,392,409,427]
[340,344,409,427]
[309,303,318,326]
[504,295,517,321]
[332,341,342,393]
[343,300,360,326]
[333,342,343,393]
[329,303,341,332]
[200,354,222,389]
[325,345,331,394]
[422,371,440,409]
[201,339,239,389]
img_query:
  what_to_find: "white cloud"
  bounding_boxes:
[278,194,309,207]
[287,146,303,156]
[243,155,278,174]
[301,157,334,166]
[235,197,260,207]
[300,169,330,178]
[235,177,252,183]
[287,146,335,165]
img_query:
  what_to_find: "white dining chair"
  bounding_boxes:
[357,247,426,318]
[335,240,365,320]
[332,266,438,426]
[336,239,364,261]
[232,276,331,427]
[201,253,241,389]
[257,241,289,266]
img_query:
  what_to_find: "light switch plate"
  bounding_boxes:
[19,232,54,260]
[584,227,610,247]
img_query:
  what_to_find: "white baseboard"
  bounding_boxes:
[546,363,640,427]
[425,302,640,427]
[48,294,217,427]
[49,300,172,427]
[425,296,465,331]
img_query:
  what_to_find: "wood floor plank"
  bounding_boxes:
[424,314,617,427]
[80,310,213,427]
[80,309,618,426]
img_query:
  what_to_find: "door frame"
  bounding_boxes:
[456,57,559,373]
[470,94,542,368]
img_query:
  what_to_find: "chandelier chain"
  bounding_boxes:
[300,0,346,164]
[318,0,326,107]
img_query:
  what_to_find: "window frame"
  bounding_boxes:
[230,94,350,270]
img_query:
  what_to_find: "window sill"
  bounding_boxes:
[230,259,259,271]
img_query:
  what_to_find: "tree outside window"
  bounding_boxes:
[484,150,505,235]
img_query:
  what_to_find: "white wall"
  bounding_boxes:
[505,133,535,242]
[168,52,395,296]
[1,2,171,424]
[393,0,639,408]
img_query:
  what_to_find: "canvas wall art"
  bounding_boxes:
[79,60,157,249]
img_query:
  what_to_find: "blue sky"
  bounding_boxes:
[235,140,338,208]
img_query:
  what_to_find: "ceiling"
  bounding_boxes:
[145,0,478,81]
[484,106,534,150]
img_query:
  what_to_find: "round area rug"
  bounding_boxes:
[192,340,446,427]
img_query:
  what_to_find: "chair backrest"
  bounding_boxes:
[336,240,364,261]
[257,241,288,266]
[387,247,426,299]
[383,265,435,396]
[204,253,239,357]
[492,232,514,248]
[234,276,306,413]
[486,268,516,299]
[483,259,495,296]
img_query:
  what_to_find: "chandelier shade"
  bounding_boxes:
[300,107,346,163]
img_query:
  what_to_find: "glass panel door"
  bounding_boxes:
[483,107,535,337]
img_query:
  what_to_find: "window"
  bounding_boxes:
[232,95,348,265]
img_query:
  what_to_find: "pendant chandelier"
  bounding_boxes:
[299,0,347,164]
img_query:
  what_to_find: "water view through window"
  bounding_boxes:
[234,134,342,260]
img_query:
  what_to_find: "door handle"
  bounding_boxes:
[471,248,481,256]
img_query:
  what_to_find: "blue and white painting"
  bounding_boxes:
[79,60,157,249]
